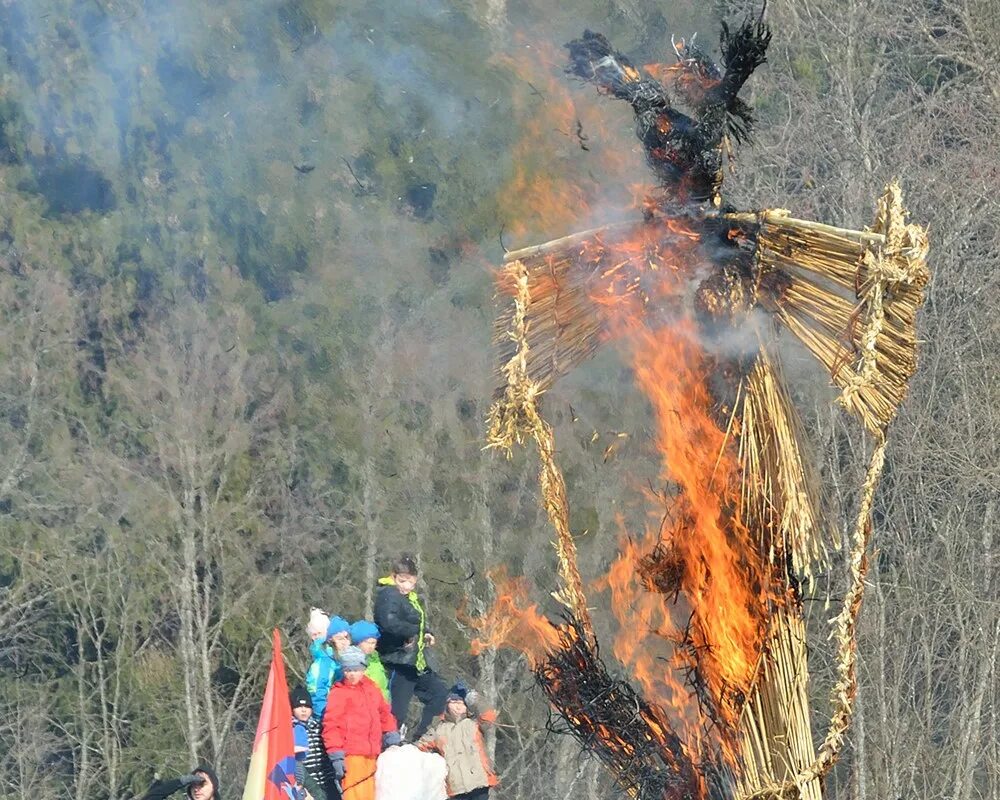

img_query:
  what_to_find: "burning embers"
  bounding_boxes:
[483,8,928,800]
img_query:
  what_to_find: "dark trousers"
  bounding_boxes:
[387,663,447,739]
[302,769,339,800]
[452,789,490,800]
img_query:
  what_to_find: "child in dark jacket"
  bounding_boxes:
[374,554,447,738]
[417,684,497,800]
[291,686,340,800]
[291,686,311,789]
[322,647,400,800]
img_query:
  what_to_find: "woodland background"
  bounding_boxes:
[0,0,997,798]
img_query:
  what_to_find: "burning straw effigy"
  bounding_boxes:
[476,10,929,800]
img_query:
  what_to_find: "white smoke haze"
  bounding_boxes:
[0,0,792,576]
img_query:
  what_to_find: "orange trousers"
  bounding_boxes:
[342,755,377,800]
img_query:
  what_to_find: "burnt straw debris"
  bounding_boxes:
[565,9,769,204]
[535,617,732,800]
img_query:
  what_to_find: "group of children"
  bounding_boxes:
[290,554,498,800]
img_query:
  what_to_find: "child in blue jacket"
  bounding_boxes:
[306,615,351,718]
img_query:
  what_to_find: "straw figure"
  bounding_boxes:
[483,11,929,800]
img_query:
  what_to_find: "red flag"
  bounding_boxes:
[243,629,297,800]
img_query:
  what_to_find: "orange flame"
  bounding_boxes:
[468,568,563,669]
[493,37,646,244]
[595,316,775,767]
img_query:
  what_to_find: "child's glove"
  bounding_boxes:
[463,690,480,711]
[381,731,402,749]
[327,751,345,780]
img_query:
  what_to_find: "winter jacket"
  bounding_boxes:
[365,650,390,701]
[304,715,339,788]
[322,675,398,758]
[417,710,498,797]
[306,639,342,718]
[293,718,309,786]
[374,578,430,671]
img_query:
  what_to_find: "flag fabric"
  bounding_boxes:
[243,629,298,800]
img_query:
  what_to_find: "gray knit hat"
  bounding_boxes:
[339,646,367,672]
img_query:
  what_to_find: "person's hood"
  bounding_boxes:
[309,638,331,660]
[377,576,416,600]
[189,764,220,800]
[335,675,373,691]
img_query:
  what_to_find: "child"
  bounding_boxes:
[289,686,340,800]
[417,684,498,800]
[349,620,389,702]
[307,608,331,643]
[307,615,351,718]
[374,554,447,738]
[322,647,401,800]
[290,686,311,796]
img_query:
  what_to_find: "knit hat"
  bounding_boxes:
[325,616,350,641]
[339,646,368,672]
[349,620,381,645]
[306,608,331,641]
[446,682,469,703]
[290,685,312,710]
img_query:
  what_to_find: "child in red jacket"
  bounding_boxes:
[322,646,401,800]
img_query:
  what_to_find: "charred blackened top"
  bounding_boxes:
[565,11,771,205]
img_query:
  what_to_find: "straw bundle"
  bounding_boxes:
[735,608,821,800]
[730,182,930,433]
[739,345,827,580]
[494,217,700,394]
[494,223,633,395]
[488,260,595,642]
[734,347,825,800]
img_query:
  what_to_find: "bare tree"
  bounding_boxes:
[107,303,285,766]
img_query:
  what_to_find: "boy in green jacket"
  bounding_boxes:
[349,620,390,702]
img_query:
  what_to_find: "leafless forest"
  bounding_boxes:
[0,0,997,799]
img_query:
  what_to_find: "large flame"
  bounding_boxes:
[596,315,776,768]
[480,45,782,797]
[484,215,778,782]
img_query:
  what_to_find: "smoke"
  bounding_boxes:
[0,0,723,263]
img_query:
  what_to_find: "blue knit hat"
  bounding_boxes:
[326,616,350,641]
[349,620,381,645]
[446,681,469,703]
[339,646,368,672]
